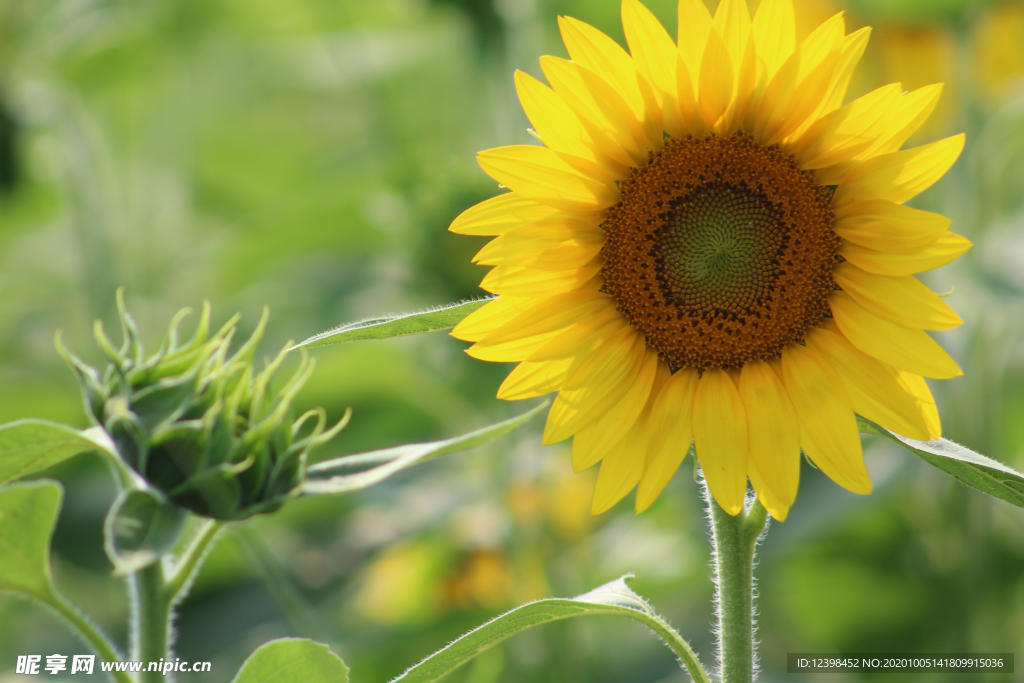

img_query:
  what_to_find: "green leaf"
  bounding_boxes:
[858,416,1024,508]
[231,638,349,683]
[302,401,548,495]
[0,480,62,600]
[292,298,494,349]
[103,487,188,576]
[390,576,710,683]
[0,420,117,486]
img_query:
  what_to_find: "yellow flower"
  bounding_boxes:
[450,0,971,521]
[973,1,1024,103]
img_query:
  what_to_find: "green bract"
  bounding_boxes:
[57,292,346,520]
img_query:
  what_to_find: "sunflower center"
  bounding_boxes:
[600,133,838,371]
[656,183,787,312]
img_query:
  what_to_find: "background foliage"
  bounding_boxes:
[1,0,1023,681]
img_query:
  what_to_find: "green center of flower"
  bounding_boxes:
[655,183,787,314]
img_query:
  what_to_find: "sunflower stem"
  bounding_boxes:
[704,481,768,683]
[128,519,224,683]
[130,564,171,683]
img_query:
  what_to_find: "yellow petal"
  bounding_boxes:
[452,296,531,342]
[467,334,562,363]
[839,232,972,277]
[676,51,703,133]
[806,323,931,440]
[591,409,651,514]
[794,84,902,168]
[477,145,620,211]
[692,367,748,515]
[623,0,683,137]
[893,370,941,439]
[833,262,962,331]
[449,193,562,236]
[784,27,872,143]
[558,16,650,127]
[527,241,607,271]
[722,33,757,135]
[528,316,627,399]
[829,290,962,379]
[738,360,800,516]
[815,26,872,119]
[833,199,951,253]
[543,326,643,444]
[702,0,756,134]
[514,70,628,178]
[814,82,945,184]
[573,346,660,471]
[528,307,624,361]
[497,357,575,400]
[477,290,612,348]
[813,161,853,186]
[751,0,795,87]
[831,134,965,209]
[574,64,653,159]
[780,343,872,494]
[541,56,645,167]
[699,28,734,129]
[753,12,845,145]
[713,0,752,82]
[857,83,944,160]
[514,69,589,159]
[677,0,713,79]
[561,324,641,392]
[637,365,698,512]
[476,239,604,272]
[472,214,602,253]
[479,263,602,296]
[747,461,792,521]
[473,218,605,270]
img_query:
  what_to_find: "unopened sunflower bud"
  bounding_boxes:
[56,291,347,520]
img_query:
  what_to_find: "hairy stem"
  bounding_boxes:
[131,564,171,683]
[47,592,133,683]
[128,519,224,682]
[646,610,712,683]
[163,520,222,606]
[705,483,768,683]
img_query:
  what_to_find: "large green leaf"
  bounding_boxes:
[0,480,62,600]
[302,401,547,495]
[231,638,349,683]
[858,417,1024,508]
[292,298,494,349]
[0,421,117,486]
[103,487,188,576]
[390,576,710,683]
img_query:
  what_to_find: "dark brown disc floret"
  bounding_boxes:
[600,132,839,371]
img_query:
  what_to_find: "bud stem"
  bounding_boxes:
[131,565,172,683]
[163,520,223,605]
[128,520,226,682]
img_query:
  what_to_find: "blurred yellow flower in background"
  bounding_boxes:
[451,0,971,522]
[442,550,515,610]
[973,2,1024,103]
[355,541,444,625]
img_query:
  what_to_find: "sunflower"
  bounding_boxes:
[449,0,970,521]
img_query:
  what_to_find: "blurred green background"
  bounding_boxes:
[1,0,1023,681]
